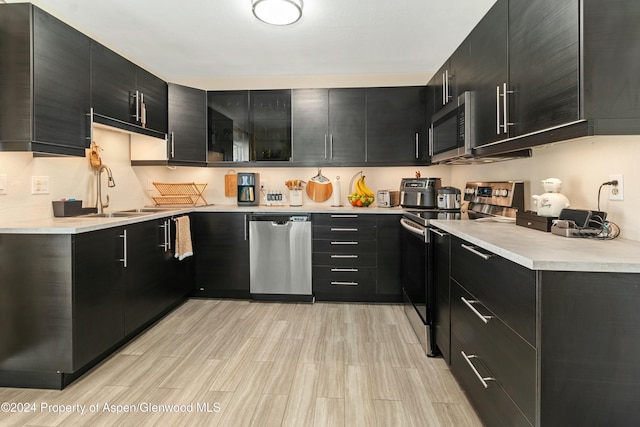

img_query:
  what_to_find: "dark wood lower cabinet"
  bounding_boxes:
[446,235,640,426]
[192,212,250,298]
[0,215,192,389]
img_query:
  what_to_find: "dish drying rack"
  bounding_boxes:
[152,182,208,206]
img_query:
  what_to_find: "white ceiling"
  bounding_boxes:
[10,0,497,86]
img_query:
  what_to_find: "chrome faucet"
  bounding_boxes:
[96,164,116,213]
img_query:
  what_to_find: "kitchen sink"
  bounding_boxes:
[82,212,146,218]
[119,207,177,213]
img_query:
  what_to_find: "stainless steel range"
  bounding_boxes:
[400,181,525,357]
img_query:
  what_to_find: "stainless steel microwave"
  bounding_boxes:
[429,91,475,164]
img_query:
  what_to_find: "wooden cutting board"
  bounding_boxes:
[306,180,333,202]
[224,171,237,197]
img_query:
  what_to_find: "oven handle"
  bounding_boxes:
[400,218,426,239]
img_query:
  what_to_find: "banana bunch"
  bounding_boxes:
[348,175,374,207]
[355,176,374,197]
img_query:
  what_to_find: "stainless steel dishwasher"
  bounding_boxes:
[249,214,313,301]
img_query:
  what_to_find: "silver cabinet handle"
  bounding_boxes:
[159,221,169,251]
[87,108,94,146]
[330,214,358,218]
[119,229,128,268]
[330,241,358,245]
[170,132,175,158]
[331,268,358,272]
[415,132,419,159]
[429,227,448,237]
[331,254,358,259]
[496,85,501,134]
[442,72,446,105]
[331,228,358,232]
[461,351,496,389]
[133,90,140,122]
[244,214,248,241]
[330,134,334,159]
[140,92,147,128]
[324,134,328,160]
[445,69,450,103]
[502,82,508,134]
[461,244,494,260]
[331,281,358,286]
[461,297,493,324]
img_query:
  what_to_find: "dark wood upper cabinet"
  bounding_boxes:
[0,4,90,156]
[168,83,207,163]
[250,90,292,161]
[91,41,167,137]
[366,86,427,163]
[291,89,330,162]
[292,88,366,164]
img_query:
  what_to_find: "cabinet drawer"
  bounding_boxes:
[313,266,375,294]
[313,213,376,226]
[313,239,376,254]
[451,281,536,425]
[313,252,376,267]
[451,237,536,346]
[313,225,376,240]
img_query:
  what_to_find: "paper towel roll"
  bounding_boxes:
[331,176,342,206]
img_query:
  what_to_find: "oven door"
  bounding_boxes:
[400,218,430,324]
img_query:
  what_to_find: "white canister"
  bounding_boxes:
[331,176,342,207]
[289,189,303,207]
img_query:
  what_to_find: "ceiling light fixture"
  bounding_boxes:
[252,0,303,26]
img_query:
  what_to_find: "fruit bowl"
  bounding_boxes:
[348,194,374,207]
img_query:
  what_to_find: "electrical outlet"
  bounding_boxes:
[609,174,624,201]
[0,174,7,195]
[31,176,50,195]
[147,179,155,191]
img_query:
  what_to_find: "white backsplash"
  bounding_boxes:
[1,128,639,241]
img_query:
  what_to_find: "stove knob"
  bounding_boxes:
[501,189,509,197]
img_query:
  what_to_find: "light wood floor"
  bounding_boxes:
[0,299,482,426]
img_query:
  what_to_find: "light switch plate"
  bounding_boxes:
[31,176,50,195]
[0,174,7,195]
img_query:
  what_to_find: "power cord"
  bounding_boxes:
[597,179,618,211]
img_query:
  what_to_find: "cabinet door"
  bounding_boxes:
[168,83,207,163]
[74,228,124,369]
[509,0,579,137]
[136,67,168,133]
[193,213,250,298]
[329,88,366,162]
[250,89,292,161]
[432,228,451,364]
[33,6,90,150]
[124,220,167,335]
[207,91,250,161]
[291,88,329,162]
[91,41,137,125]
[468,0,509,146]
[375,214,402,298]
[366,87,427,163]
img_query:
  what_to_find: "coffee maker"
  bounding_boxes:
[237,172,260,206]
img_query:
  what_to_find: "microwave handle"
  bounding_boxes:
[428,125,434,156]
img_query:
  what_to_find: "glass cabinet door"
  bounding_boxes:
[207,91,250,162]
[250,90,292,161]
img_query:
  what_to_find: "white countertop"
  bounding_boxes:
[431,219,640,273]
[0,204,403,234]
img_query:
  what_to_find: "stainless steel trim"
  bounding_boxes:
[461,297,493,324]
[331,281,358,286]
[461,351,495,389]
[331,268,358,272]
[330,228,358,232]
[461,244,494,260]
[331,214,358,218]
[330,241,358,245]
[331,254,358,259]
[119,230,128,268]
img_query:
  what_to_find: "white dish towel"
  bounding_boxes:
[174,216,193,260]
